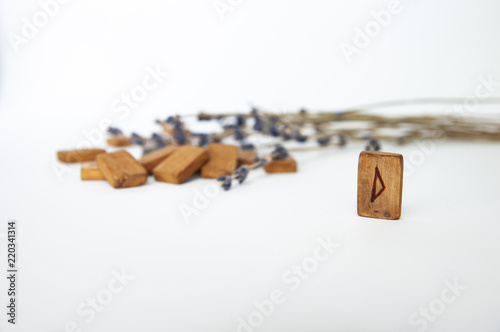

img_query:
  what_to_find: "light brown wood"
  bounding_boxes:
[139,146,179,173]
[357,151,403,220]
[153,146,208,184]
[238,149,258,166]
[263,156,297,173]
[81,161,105,180]
[57,149,106,163]
[96,150,148,188]
[107,136,131,147]
[201,143,238,178]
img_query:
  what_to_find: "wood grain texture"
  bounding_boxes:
[57,149,106,163]
[238,149,258,166]
[80,161,105,180]
[96,150,148,188]
[357,151,403,220]
[107,136,131,147]
[153,146,208,184]
[139,146,179,173]
[263,156,297,173]
[201,143,238,178]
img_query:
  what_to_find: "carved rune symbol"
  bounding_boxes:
[371,166,386,203]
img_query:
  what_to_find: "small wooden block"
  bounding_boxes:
[96,150,148,188]
[238,149,258,166]
[153,146,208,184]
[81,161,105,180]
[139,146,179,173]
[201,143,238,178]
[357,151,404,220]
[57,149,106,163]
[107,136,131,147]
[263,156,297,173]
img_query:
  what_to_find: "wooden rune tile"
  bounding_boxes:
[238,149,258,166]
[107,136,131,147]
[201,143,238,178]
[357,151,403,220]
[80,161,105,180]
[139,146,179,173]
[57,149,106,163]
[96,150,148,188]
[153,146,208,184]
[263,156,297,173]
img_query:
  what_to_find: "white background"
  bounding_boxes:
[1,0,500,331]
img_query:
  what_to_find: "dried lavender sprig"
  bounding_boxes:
[107,127,123,136]
[195,106,500,143]
[271,145,288,160]
[216,157,268,191]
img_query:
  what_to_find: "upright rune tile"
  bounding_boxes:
[357,151,404,220]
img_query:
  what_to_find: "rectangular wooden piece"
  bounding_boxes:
[357,151,403,220]
[263,156,297,173]
[153,146,208,184]
[139,146,179,173]
[81,161,105,180]
[96,150,148,188]
[107,136,131,147]
[57,149,106,163]
[201,143,238,178]
[238,149,258,166]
